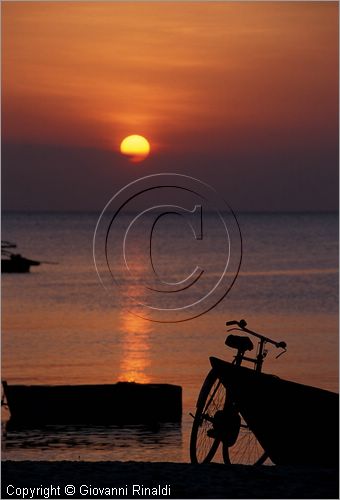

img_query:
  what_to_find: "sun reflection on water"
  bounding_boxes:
[118,309,152,384]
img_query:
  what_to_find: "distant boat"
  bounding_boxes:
[1,241,41,273]
[1,254,41,273]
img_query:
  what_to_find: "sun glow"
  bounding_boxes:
[120,135,150,162]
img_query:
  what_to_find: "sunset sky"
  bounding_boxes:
[2,1,338,211]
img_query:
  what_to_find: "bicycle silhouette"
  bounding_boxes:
[190,319,338,466]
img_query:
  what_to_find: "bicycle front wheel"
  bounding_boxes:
[190,370,226,464]
[190,369,269,465]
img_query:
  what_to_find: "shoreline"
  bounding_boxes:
[1,461,338,499]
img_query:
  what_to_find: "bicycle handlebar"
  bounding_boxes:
[226,319,287,350]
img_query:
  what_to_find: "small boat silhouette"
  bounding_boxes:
[1,241,40,273]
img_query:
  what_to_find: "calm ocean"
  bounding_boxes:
[2,212,338,462]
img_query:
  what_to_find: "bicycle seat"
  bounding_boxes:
[225,335,254,352]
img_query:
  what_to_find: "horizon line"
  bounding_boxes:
[2,209,338,216]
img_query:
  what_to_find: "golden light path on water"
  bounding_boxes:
[118,310,152,384]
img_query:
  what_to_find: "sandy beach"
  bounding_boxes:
[1,461,338,499]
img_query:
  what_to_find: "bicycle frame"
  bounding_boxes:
[227,320,287,372]
[191,319,338,467]
[231,336,267,372]
[190,319,288,465]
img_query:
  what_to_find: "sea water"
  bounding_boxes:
[1,212,338,461]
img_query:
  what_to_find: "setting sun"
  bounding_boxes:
[120,135,150,162]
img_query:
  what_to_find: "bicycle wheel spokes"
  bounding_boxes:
[223,415,269,465]
[202,379,224,415]
[191,370,270,465]
[190,371,227,464]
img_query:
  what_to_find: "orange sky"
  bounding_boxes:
[3,2,338,149]
[1,2,338,211]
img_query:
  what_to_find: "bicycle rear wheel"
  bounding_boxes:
[190,370,226,464]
